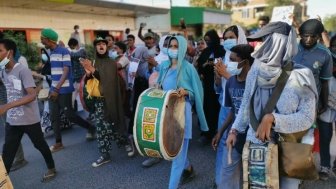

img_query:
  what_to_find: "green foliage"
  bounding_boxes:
[84,44,95,61]
[323,14,336,33]
[190,0,218,8]
[3,31,40,70]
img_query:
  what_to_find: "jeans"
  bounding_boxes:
[218,144,242,189]
[2,122,55,173]
[318,119,335,168]
[49,93,95,143]
[215,107,230,185]
[169,139,190,189]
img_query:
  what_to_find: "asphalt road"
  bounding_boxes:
[0,111,335,189]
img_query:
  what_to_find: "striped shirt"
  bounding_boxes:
[50,46,74,94]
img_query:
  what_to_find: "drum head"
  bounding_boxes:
[162,93,185,157]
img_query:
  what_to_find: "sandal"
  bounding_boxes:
[41,168,57,183]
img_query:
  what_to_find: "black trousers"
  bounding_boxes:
[2,122,55,173]
[49,93,95,143]
[128,77,148,134]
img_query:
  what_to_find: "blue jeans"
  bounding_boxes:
[168,139,190,189]
[215,107,230,185]
[218,144,242,189]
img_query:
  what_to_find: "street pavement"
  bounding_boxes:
[0,112,336,189]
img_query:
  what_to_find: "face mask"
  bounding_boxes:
[41,54,49,63]
[0,51,10,69]
[168,49,178,59]
[223,39,237,51]
[226,61,242,76]
[110,51,119,59]
[161,47,168,55]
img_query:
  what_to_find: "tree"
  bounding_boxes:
[323,14,336,33]
[3,31,39,70]
[190,0,218,8]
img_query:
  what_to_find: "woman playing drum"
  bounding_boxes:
[156,35,208,189]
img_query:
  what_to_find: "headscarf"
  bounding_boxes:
[157,35,209,131]
[197,30,225,68]
[154,35,170,64]
[221,25,247,105]
[252,25,317,120]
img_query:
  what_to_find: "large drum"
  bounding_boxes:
[134,88,185,160]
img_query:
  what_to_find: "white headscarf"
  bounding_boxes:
[154,35,170,65]
[221,25,248,106]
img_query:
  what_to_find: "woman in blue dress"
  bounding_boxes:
[156,35,208,189]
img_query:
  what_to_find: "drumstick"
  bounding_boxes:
[228,144,232,165]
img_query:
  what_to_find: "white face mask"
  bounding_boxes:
[226,60,244,76]
[41,54,49,63]
[0,51,10,69]
[110,51,119,59]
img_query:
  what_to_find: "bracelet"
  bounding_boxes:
[229,129,238,135]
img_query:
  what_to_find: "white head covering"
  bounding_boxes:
[221,25,248,106]
[154,35,170,64]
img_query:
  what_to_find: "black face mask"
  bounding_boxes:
[206,42,213,49]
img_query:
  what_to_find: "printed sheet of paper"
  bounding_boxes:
[271,6,295,25]
[127,57,140,89]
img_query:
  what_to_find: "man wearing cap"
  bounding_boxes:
[293,19,333,180]
[40,28,96,153]
[226,22,317,189]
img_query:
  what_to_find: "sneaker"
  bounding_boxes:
[41,168,57,183]
[92,156,111,168]
[142,158,161,168]
[125,145,132,152]
[49,143,64,153]
[127,136,136,157]
[86,130,96,141]
[10,159,28,172]
[180,166,196,185]
[319,166,330,181]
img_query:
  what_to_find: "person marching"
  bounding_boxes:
[226,22,318,189]
[80,37,129,167]
[155,35,208,189]
[0,39,56,182]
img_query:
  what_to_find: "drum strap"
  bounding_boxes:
[158,65,181,90]
[249,61,292,132]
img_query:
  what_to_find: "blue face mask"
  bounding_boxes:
[0,51,10,69]
[168,49,178,59]
[223,39,237,51]
[41,54,49,63]
[161,47,168,55]
[226,61,243,76]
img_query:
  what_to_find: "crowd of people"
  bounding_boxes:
[0,15,336,189]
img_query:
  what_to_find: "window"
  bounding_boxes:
[242,9,249,18]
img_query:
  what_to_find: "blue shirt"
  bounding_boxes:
[50,46,74,94]
[222,76,246,140]
[162,68,192,139]
[293,43,333,93]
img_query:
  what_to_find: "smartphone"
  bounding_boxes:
[79,57,85,62]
